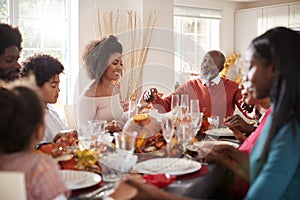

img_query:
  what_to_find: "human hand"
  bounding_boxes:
[110,181,138,200]
[52,130,78,144]
[137,88,158,111]
[143,88,158,103]
[200,145,232,165]
[108,174,144,200]
[224,114,255,135]
[125,178,165,200]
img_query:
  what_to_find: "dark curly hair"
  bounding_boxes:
[81,35,122,82]
[0,23,22,55]
[21,53,64,86]
[0,86,44,153]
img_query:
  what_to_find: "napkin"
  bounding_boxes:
[143,174,176,188]
[99,152,138,172]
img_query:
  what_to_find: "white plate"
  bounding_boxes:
[193,140,239,149]
[59,170,101,190]
[205,128,234,137]
[133,158,201,175]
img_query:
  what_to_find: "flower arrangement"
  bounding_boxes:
[220,52,243,84]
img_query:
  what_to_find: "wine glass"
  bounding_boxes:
[161,118,174,156]
[190,112,203,138]
[170,94,180,116]
[180,94,189,115]
[177,123,193,154]
[189,99,203,137]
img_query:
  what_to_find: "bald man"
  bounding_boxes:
[141,50,245,125]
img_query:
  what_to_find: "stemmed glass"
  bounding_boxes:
[170,94,180,116]
[161,118,174,156]
[180,94,189,115]
[190,113,203,138]
[177,123,193,154]
[189,99,203,137]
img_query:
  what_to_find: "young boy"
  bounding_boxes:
[21,53,68,142]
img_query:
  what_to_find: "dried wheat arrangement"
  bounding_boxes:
[96,7,158,102]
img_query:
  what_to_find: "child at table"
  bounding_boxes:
[0,82,70,200]
[21,53,68,142]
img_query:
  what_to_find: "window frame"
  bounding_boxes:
[1,0,73,107]
[174,5,221,78]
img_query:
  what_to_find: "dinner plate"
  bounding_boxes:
[133,158,201,175]
[205,128,234,137]
[193,140,240,149]
[59,170,101,190]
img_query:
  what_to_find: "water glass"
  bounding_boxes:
[114,131,137,153]
[99,152,137,182]
[87,120,107,135]
[208,115,220,129]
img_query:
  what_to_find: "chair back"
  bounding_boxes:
[0,171,27,200]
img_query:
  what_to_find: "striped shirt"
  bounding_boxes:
[0,151,69,200]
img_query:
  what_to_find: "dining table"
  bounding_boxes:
[67,164,227,200]
[50,123,238,199]
[66,149,231,200]
[164,163,227,199]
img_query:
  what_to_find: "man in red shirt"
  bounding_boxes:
[140,50,246,125]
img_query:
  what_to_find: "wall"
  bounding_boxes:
[75,0,174,100]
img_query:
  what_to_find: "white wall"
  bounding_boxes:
[76,0,175,99]
[141,0,174,96]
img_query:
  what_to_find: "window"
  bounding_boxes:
[174,6,221,79]
[1,0,71,116]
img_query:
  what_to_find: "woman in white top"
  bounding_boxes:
[78,35,124,128]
